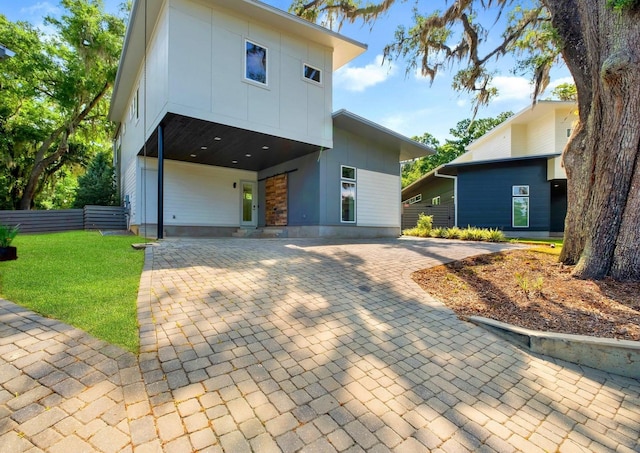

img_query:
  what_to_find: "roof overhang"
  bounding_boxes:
[440,153,561,176]
[332,110,434,161]
[401,165,444,196]
[140,113,322,172]
[109,0,367,122]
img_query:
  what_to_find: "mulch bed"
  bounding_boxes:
[411,249,640,341]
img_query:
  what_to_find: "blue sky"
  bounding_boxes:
[3,0,573,142]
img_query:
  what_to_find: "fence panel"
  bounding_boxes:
[83,205,127,230]
[0,206,126,233]
[402,202,455,230]
[0,210,83,233]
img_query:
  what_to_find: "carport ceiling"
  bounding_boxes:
[140,113,323,172]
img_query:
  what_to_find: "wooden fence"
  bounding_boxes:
[0,206,126,233]
[402,202,455,230]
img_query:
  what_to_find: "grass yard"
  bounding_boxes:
[0,231,145,353]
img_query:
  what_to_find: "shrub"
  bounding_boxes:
[431,227,447,238]
[416,213,433,232]
[402,213,433,237]
[445,226,463,239]
[0,224,19,247]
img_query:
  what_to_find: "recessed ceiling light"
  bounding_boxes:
[245,153,252,158]
[262,145,269,150]
[190,154,197,158]
[214,137,222,141]
[200,146,207,150]
[232,160,238,164]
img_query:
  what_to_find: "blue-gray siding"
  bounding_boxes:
[320,128,400,226]
[457,160,551,231]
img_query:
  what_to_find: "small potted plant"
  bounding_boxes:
[0,224,19,261]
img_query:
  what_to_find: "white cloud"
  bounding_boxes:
[490,76,533,102]
[456,99,467,107]
[379,108,439,139]
[334,55,397,92]
[20,2,59,17]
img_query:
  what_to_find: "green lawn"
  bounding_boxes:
[0,231,145,353]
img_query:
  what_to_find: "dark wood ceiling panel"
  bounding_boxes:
[139,113,322,171]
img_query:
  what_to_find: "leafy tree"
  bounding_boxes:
[73,152,117,208]
[549,83,577,101]
[0,1,125,210]
[291,0,640,282]
[402,112,513,187]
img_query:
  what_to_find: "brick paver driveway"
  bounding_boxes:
[135,238,640,452]
[1,237,639,452]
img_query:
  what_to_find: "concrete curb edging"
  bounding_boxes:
[469,316,640,379]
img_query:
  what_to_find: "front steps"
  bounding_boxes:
[232,227,288,238]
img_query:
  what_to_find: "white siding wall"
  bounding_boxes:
[118,3,169,193]
[547,156,567,180]
[167,0,333,148]
[526,113,555,155]
[510,124,527,157]
[554,107,578,154]
[133,158,257,227]
[465,127,512,162]
[123,159,137,223]
[357,170,400,227]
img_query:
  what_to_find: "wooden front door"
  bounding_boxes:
[265,174,288,226]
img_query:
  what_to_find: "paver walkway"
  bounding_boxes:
[1,237,639,452]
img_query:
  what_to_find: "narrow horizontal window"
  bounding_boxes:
[303,64,322,84]
[341,165,356,181]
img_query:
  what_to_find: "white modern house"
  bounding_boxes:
[401,101,577,235]
[108,0,432,238]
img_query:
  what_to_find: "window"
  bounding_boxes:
[432,196,441,206]
[341,165,356,180]
[129,87,139,122]
[303,64,322,84]
[402,194,422,205]
[566,128,572,138]
[341,166,356,223]
[512,185,529,196]
[245,40,267,85]
[512,185,530,228]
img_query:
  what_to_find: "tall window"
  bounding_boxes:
[512,185,530,228]
[245,40,267,85]
[341,166,356,223]
[129,87,139,122]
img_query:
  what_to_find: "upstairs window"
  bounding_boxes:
[303,64,322,84]
[432,196,441,206]
[245,40,268,85]
[129,87,139,122]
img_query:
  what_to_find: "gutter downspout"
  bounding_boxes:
[434,170,457,227]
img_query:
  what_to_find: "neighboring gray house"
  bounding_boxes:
[402,101,577,236]
[108,0,431,238]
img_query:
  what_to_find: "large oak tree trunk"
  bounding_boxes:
[545,0,640,281]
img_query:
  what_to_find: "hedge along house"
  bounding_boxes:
[401,101,577,237]
[108,0,432,239]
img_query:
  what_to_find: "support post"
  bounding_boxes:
[157,124,164,239]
